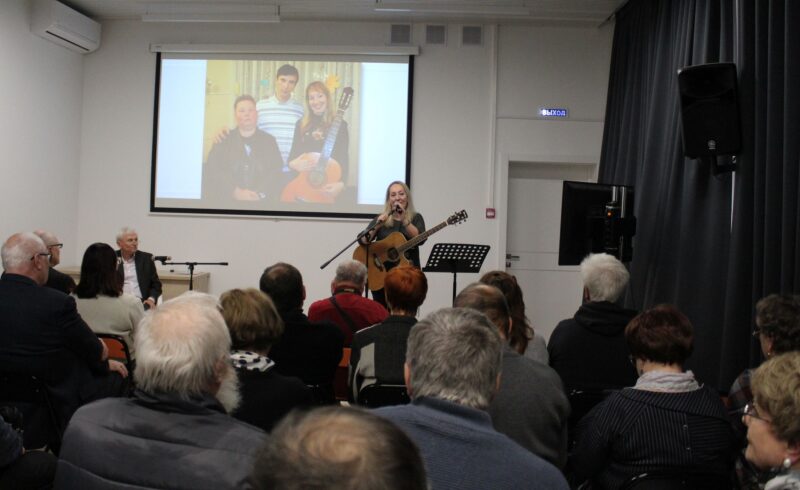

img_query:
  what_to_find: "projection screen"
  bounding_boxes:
[150,49,413,219]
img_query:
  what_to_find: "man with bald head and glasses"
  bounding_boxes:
[34,229,75,294]
[0,232,128,445]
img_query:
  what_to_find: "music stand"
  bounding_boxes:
[423,243,490,304]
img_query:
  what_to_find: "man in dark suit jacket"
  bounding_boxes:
[0,232,128,441]
[115,227,162,309]
[260,262,344,403]
[34,229,75,294]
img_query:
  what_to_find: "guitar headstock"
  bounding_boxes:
[338,87,354,111]
[447,210,468,225]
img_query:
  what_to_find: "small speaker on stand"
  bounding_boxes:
[677,62,741,175]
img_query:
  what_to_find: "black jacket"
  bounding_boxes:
[115,250,162,302]
[548,301,638,393]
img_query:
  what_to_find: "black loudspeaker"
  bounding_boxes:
[677,62,741,158]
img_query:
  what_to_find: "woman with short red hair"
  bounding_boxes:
[348,265,427,404]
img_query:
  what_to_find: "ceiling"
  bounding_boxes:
[61,0,628,26]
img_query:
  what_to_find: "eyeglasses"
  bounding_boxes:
[48,243,63,249]
[30,252,52,261]
[743,403,771,423]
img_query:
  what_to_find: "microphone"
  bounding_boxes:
[394,204,403,214]
[152,255,171,264]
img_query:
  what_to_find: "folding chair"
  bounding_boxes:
[97,333,132,367]
[0,372,63,453]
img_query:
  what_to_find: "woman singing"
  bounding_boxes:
[358,181,426,306]
[282,81,348,202]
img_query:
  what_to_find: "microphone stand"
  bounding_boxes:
[162,261,229,291]
[319,218,384,283]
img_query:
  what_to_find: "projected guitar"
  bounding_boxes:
[280,87,354,204]
[353,210,468,292]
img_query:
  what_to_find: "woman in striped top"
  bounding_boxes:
[570,304,735,489]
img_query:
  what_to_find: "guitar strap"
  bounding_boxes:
[329,293,358,338]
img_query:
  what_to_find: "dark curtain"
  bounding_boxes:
[599,0,800,389]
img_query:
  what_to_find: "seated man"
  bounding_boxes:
[259,262,344,402]
[0,232,127,445]
[548,253,638,394]
[34,229,75,294]
[56,293,265,489]
[115,227,162,310]
[375,308,569,490]
[308,260,388,346]
[455,283,570,469]
[252,406,427,490]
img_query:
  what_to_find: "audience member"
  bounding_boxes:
[55,293,265,489]
[548,253,638,393]
[570,304,734,489]
[479,270,547,363]
[220,288,313,432]
[375,307,569,490]
[0,413,57,489]
[455,283,569,468]
[34,229,75,294]
[308,260,388,346]
[0,232,127,445]
[252,406,427,490]
[729,294,800,488]
[729,294,800,421]
[115,227,162,310]
[73,243,144,354]
[259,262,344,402]
[744,352,800,489]
[349,265,426,402]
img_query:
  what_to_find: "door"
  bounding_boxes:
[505,161,595,342]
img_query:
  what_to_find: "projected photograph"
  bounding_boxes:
[151,53,412,218]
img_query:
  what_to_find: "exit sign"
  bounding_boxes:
[539,107,569,118]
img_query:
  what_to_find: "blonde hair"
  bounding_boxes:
[383,181,417,227]
[219,288,284,351]
[752,352,800,446]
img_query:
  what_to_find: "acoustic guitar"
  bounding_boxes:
[353,210,468,292]
[280,87,354,203]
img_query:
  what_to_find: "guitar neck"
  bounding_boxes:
[317,110,345,167]
[397,219,448,253]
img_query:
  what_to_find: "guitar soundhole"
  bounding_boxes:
[386,248,399,262]
[307,169,326,188]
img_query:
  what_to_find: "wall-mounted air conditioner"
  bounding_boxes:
[31,0,101,54]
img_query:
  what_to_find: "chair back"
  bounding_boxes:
[97,334,132,366]
[357,384,410,408]
[568,388,617,448]
[0,372,63,452]
[333,347,351,401]
[622,469,731,490]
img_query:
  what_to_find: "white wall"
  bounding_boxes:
[0,0,84,251]
[2,9,613,317]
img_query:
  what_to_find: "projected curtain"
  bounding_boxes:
[599,0,800,389]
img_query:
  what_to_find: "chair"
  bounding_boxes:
[621,469,732,489]
[568,388,617,449]
[356,384,410,408]
[0,372,63,453]
[333,347,351,401]
[97,333,132,367]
